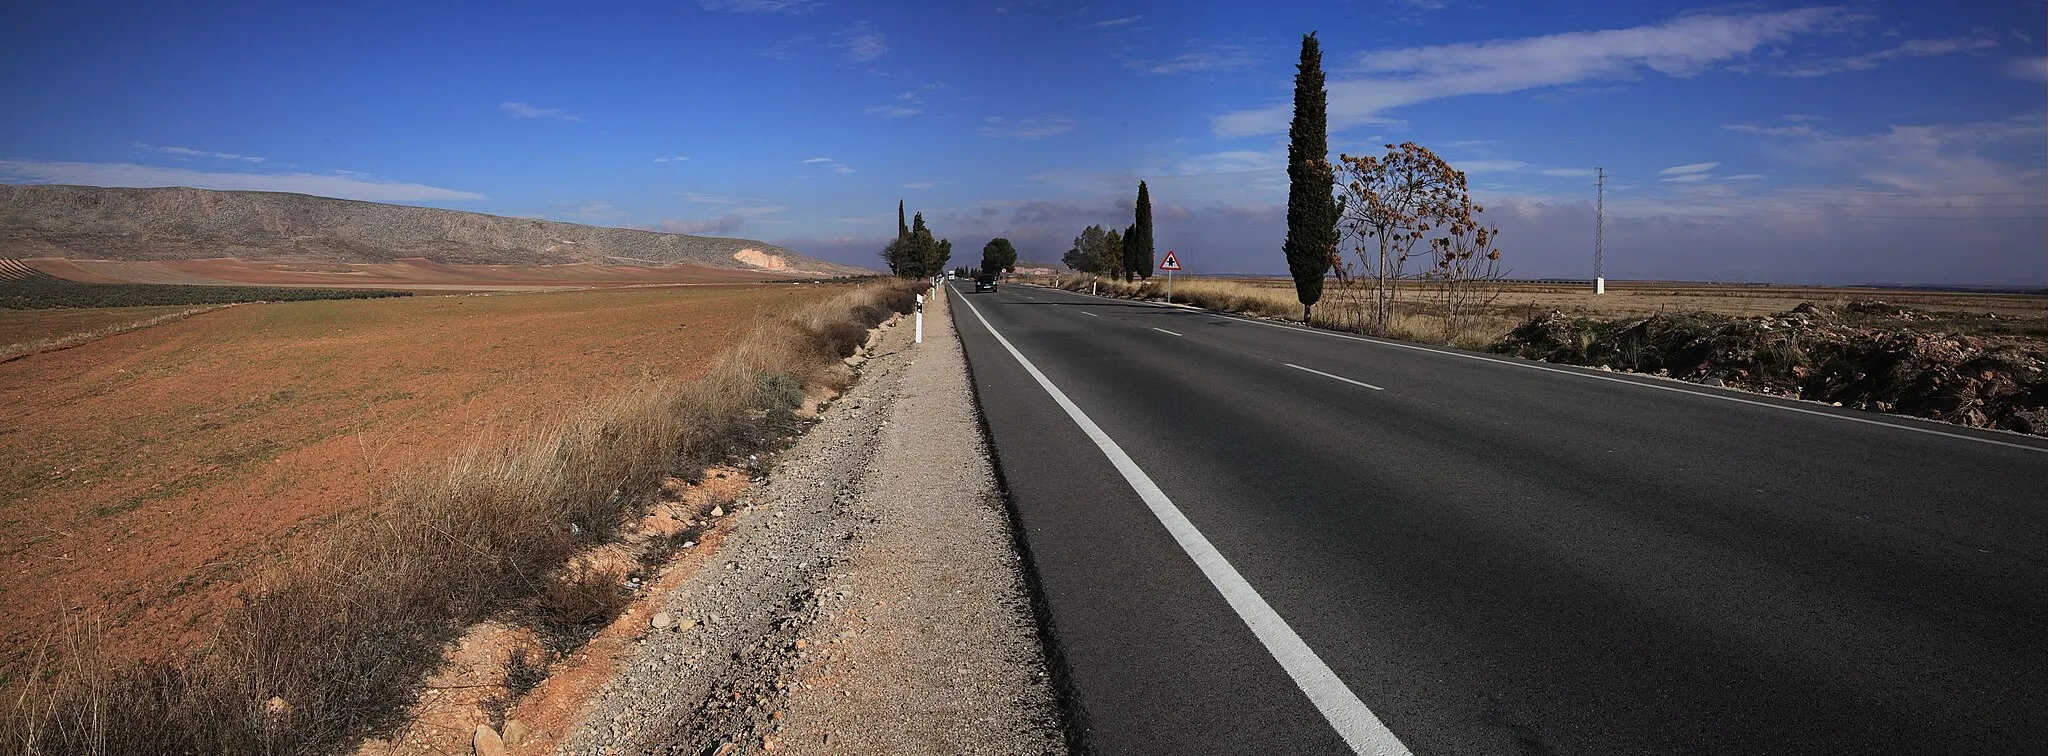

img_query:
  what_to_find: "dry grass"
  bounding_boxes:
[1044,275,1513,348]
[0,304,235,363]
[1,280,923,756]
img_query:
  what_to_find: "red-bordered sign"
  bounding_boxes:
[1159,250,1182,271]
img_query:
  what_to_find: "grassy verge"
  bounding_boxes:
[1037,275,1515,348]
[2,280,921,755]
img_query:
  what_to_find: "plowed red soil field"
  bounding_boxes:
[21,257,790,290]
[0,284,839,680]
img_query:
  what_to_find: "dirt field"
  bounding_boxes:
[0,305,198,349]
[20,257,794,290]
[0,284,841,682]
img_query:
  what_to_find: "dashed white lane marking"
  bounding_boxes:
[1023,284,2048,456]
[1153,327,1183,337]
[1286,363,1385,391]
[1082,311,1099,317]
[954,288,1412,756]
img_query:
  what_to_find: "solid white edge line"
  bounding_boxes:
[1286,363,1385,391]
[1153,327,1184,337]
[953,286,1411,756]
[1022,283,2048,455]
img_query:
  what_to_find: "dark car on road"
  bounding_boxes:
[974,273,999,292]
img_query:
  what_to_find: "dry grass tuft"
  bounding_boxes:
[1044,275,1515,348]
[2,280,924,756]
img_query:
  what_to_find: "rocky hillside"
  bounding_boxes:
[0,184,868,276]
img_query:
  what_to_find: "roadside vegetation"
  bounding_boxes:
[1,280,922,755]
[0,262,410,309]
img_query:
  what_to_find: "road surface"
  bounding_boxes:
[947,282,2048,755]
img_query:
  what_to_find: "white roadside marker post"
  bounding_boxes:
[914,293,924,344]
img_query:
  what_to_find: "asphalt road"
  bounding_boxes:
[945,281,2048,755]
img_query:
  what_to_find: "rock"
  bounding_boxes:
[710,505,725,518]
[473,724,507,756]
[651,612,676,630]
[714,743,739,756]
[678,618,698,631]
[500,720,528,748]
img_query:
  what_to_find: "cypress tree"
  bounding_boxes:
[1130,181,1155,280]
[1282,31,1337,322]
[897,199,908,241]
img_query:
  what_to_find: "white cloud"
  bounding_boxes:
[2007,57,2048,82]
[1726,123,1816,137]
[1094,15,1143,27]
[559,200,626,220]
[981,115,1076,139]
[1540,168,1595,177]
[653,155,691,163]
[799,157,834,164]
[834,23,889,63]
[0,160,486,202]
[1213,9,1843,137]
[866,105,922,118]
[132,143,265,163]
[699,0,818,12]
[1458,160,1529,173]
[831,164,855,174]
[1658,162,1719,175]
[1661,173,1714,183]
[651,216,746,235]
[1135,43,1256,75]
[1783,114,1826,123]
[1722,174,1766,181]
[499,102,584,121]
[1770,36,2000,77]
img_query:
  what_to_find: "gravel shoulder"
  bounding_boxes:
[562,288,1063,755]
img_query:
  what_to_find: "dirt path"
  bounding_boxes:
[560,289,1063,755]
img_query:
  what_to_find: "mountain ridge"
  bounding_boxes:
[0,184,869,277]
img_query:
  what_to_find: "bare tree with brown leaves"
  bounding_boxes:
[1424,218,1506,343]
[1335,142,1475,334]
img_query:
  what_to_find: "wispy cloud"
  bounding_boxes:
[831,164,855,175]
[1726,123,1815,137]
[652,155,691,163]
[901,181,947,189]
[759,34,815,59]
[834,23,889,63]
[1766,36,2000,77]
[799,157,835,164]
[499,101,584,121]
[981,115,1076,139]
[699,0,819,13]
[1659,162,1719,176]
[0,160,486,202]
[1094,15,1143,27]
[557,200,626,220]
[131,143,265,163]
[797,156,855,174]
[1134,43,1256,75]
[865,82,944,118]
[651,216,746,235]
[1213,9,1844,137]
[1540,168,1595,177]
[1458,160,1529,173]
[2008,57,2048,82]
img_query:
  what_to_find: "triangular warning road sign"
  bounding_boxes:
[1159,250,1182,271]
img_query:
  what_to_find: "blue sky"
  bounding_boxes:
[3,0,2043,284]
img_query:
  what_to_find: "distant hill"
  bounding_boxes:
[0,184,870,277]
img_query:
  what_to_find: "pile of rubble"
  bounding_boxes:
[1495,301,2048,436]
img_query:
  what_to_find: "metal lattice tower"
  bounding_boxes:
[1594,167,1605,282]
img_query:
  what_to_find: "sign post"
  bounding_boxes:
[1159,250,1183,302]
[914,293,924,344]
